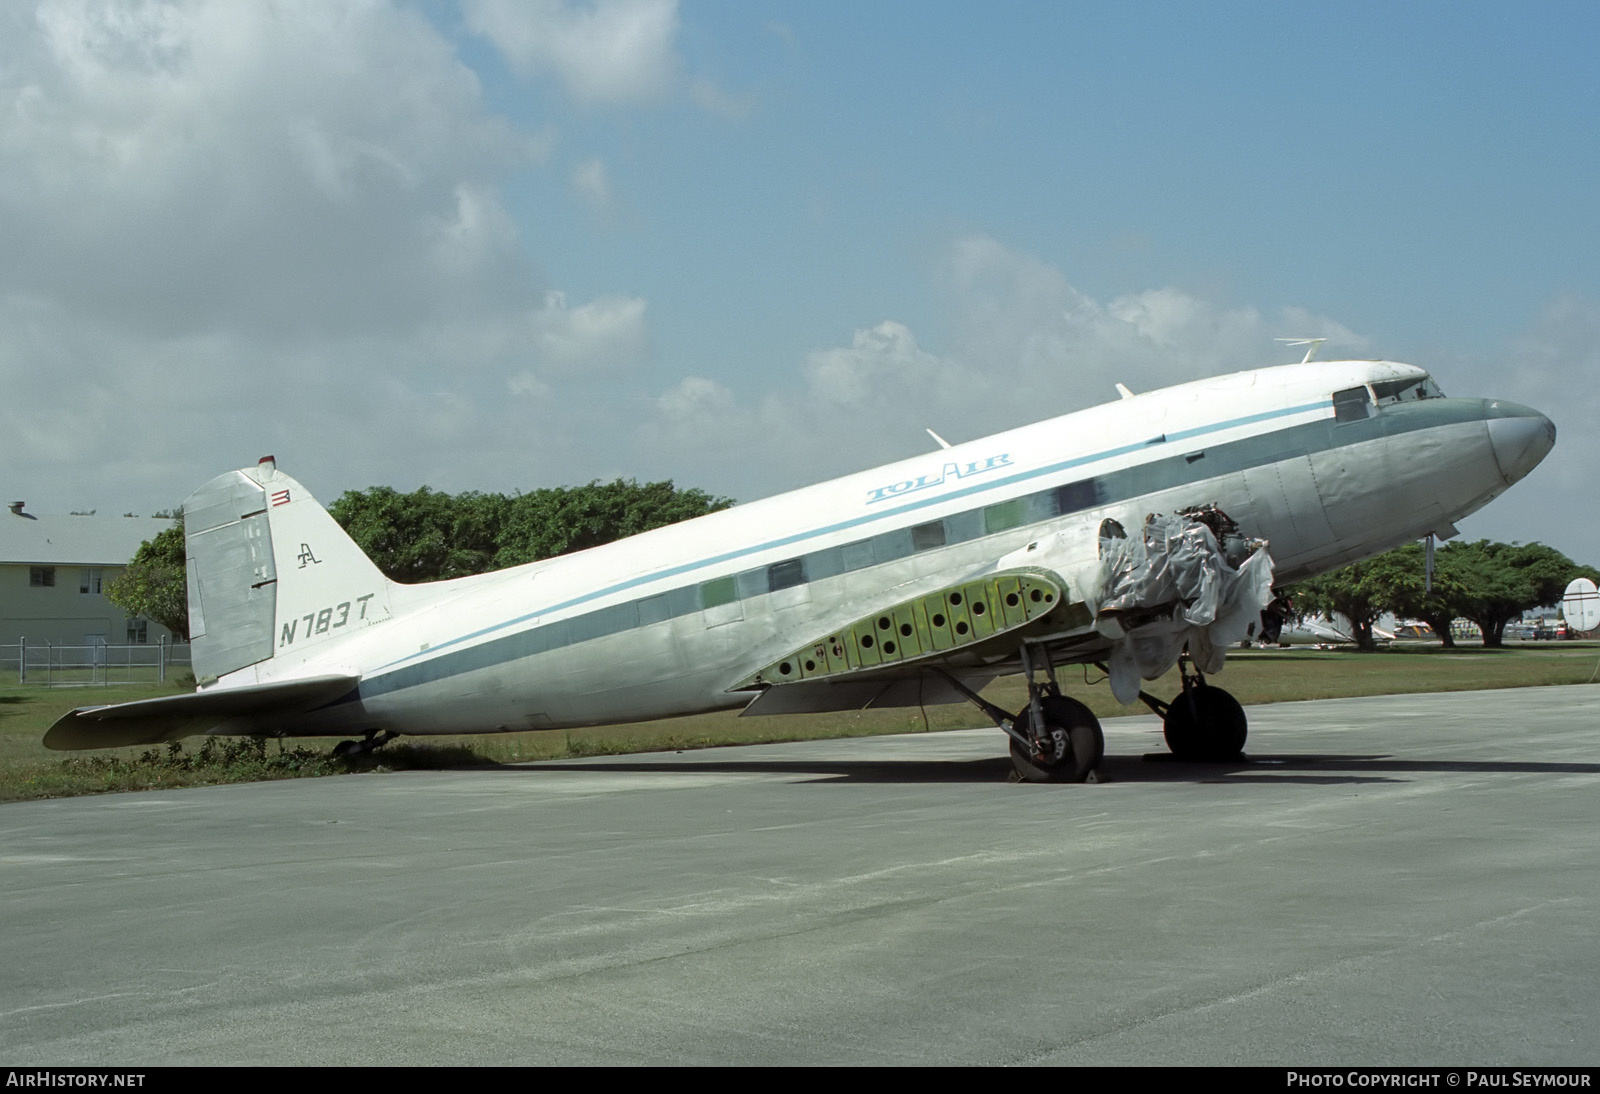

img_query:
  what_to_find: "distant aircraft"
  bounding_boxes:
[1246,615,1360,648]
[47,359,1555,781]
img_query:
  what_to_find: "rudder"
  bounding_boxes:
[185,457,392,683]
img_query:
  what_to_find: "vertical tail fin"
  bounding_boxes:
[185,457,392,683]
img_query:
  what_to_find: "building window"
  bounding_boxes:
[80,567,103,594]
[30,566,55,587]
[127,618,149,644]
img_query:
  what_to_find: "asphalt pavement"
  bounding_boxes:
[3,684,1598,1065]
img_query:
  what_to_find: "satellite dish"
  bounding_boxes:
[1562,577,1600,634]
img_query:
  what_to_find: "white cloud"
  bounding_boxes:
[942,235,1368,397]
[0,0,540,338]
[802,321,946,406]
[465,0,681,106]
[570,157,613,215]
[0,1,657,514]
[659,375,737,421]
[528,291,650,376]
[638,236,1375,500]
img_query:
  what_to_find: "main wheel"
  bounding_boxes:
[1010,695,1104,783]
[1162,685,1247,761]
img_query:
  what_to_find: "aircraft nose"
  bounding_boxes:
[1484,400,1556,485]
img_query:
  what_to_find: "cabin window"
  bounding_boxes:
[911,521,946,551]
[1022,490,1061,523]
[30,567,55,587]
[572,603,636,642]
[983,499,1025,533]
[637,594,670,626]
[872,528,914,562]
[803,546,845,581]
[944,509,984,545]
[700,575,737,609]
[1332,386,1372,423]
[767,558,807,591]
[666,586,701,618]
[1053,479,1099,514]
[840,539,876,572]
[735,569,768,600]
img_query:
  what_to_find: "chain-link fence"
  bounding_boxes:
[0,638,192,686]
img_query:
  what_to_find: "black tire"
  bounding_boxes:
[1010,695,1104,783]
[1162,685,1248,761]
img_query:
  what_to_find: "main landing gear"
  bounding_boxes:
[1119,655,1248,762]
[332,730,398,759]
[941,645,1247,783]
[940,644,1105,783]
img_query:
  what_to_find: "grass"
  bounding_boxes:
[2,640,1597,802]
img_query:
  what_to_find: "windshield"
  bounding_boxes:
[1371,374,1446,406]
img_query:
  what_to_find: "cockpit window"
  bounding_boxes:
[1333,386,1372,423]
[1371,375,1446,406]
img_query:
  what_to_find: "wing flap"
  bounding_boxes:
[738,670,997,717]
[43,674,360,751]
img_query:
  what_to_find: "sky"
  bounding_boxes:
[2,0,1595,564]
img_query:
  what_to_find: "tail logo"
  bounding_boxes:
[298,543,322,568]
[271,489,291,507]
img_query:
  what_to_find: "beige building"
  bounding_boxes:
[1,502,178,650]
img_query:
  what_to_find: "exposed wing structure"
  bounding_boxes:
[732,568,1080,691]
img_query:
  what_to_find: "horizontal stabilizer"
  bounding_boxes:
[43,675,359,751]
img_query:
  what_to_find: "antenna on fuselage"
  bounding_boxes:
[1115,383,1136,400]
[926,428,953,450]
[1276,337,1327,365]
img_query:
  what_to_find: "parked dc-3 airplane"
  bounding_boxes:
[47,358,1554,781]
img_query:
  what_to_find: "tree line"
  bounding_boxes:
[107,479,734,639]
[1288,539,1599,650]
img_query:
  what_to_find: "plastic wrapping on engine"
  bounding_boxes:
[1091,510,1275,705]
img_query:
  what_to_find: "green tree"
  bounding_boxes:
[1368,542,1470,649]
[1286,555,1393,650]
[491,479,734,569]
[104,516,189,639]
[328,479,734,582]
[1440,540,1583,647]
[1288,539,1593,649]
[329,486,508,583]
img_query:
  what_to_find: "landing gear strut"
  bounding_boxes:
[939,644,1104,783]
[1119,653,1247,761]
[333,730,398,759]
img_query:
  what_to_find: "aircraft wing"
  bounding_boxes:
[731,508,1275,713]
[738,667,1000,716]
[43,674,360,751]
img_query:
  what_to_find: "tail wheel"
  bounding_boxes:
[1163,685,1248,761]
[1010,695,1104,783]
